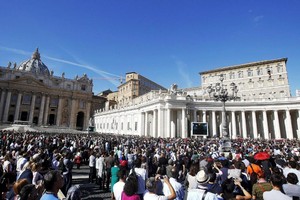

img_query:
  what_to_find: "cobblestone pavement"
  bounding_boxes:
[72,165,111,200]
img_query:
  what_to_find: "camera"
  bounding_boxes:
[159,176,164,179]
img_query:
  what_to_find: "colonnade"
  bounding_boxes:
[95,101,300,139]
[0,89,90,129]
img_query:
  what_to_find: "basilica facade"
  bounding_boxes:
[0,49,105,130]
[94,58,300,139]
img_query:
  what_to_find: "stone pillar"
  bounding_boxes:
[157,108,162,138]
[252,111,258,139]
[182,108,187,138]
[166,108,171,138]
[140,112,145,137]
[285,109,293,139]
[241,110,247,138]
[297,110,300,139]
[85,102,91,130]
[144,111,148,136]
[14,93,22,121]
[153,109,157,138]
[231,111,237,139]
[170,110,175,138]
[273,110,281,139]
[3,91,11,122]
[43,96,50,125]
[263,110,270,139]
[0,90,6,121]
[69,99,77,128]
[56,97,63,126]
[38,95,46,125]
[202,111,207,122]
[193,109,197,122]
[29,94,36,123]
[212,111,217,136]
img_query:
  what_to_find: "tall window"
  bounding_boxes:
[238,71,243,78]
[247,69,253,77]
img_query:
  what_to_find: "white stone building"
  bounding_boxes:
[94,58,300,139]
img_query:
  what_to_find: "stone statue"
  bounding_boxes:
[7,62,11,68]
[89,117,94,126]
[13,62,17,69]
[169,83,178,94]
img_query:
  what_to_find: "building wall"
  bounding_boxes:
[200,58,291,100]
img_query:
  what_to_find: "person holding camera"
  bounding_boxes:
[144,174,176,200]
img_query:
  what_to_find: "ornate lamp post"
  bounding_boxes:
[207,75,238,139]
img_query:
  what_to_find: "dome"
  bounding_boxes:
[17,48,50,76]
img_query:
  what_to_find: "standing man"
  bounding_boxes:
[89,150,96,183]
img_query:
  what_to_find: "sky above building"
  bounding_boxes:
[0,0,299,95]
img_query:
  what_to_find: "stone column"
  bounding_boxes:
[202,111,207,122]
[43,96,50,125]
[252,111,258,139]
[38,95,46,125]
[212,111,217,136]
[140,112,145,137]
[166,108,171,138]
[56,97,63,126]
[69,99,77,128]
[193,109,197,122]
[0,90,6,121]
[3,91,11,122]
[241,110,247,138]
[231,111,237,139]
[285,109,293,139]
[182,108,187,138]
[14,93,22,121]
[157,108,162,138]
[273,110,281,139]
[85,102,91,130]
[297,110,300,139]
[144,111,148,136]
[263,110,270,139]
[153,109,157,138]
[29,94,36,123]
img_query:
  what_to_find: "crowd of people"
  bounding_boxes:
[0,130,299,200]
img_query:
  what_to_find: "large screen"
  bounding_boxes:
[191,122,208,136]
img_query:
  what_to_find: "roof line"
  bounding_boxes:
[199,58,287,75]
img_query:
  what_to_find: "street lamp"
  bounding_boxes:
[206,75,238,138]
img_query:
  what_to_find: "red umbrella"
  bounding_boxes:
[254,151,270,160]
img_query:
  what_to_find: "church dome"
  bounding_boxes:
[17,48,50,76]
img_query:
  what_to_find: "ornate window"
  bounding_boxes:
[277,65,283,73]
[50,98,58,108]
[238,71,243,78]
[79,100,86,109]
[257,67,263,76]
[22,94,31,105]
[229,72,235,79]
[81,85,86,91]
[247,69,253,77]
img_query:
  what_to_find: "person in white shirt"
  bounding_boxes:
[144,175,176,200]
[113,170,126,200]
[283,161,300,184]
[163,167,185,200]
[130,158,147,198]
[89,151,96,183]
[263,174,292,200]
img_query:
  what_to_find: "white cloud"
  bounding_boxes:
[172,57,193,88]
[253,15,264,22]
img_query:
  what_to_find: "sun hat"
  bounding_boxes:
[196,169,209,184]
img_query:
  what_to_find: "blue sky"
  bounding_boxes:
[0,0,299,95]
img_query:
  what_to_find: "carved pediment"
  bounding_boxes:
[10,76,46,88]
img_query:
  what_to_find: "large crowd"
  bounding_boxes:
[0,130,300,200]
